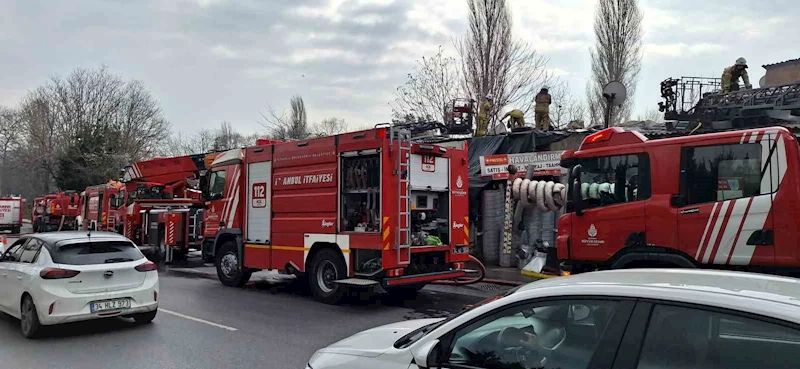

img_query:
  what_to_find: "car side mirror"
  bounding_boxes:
[411,339,440,368]
[670,194,686,208]
[571,164,583,216]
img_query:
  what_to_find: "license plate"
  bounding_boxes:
[90,299,131,313]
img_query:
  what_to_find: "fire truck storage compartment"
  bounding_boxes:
[247,161,273,243]
[341,153,380,232]
[410,153,450,246]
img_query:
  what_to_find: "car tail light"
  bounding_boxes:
[135,261,158,272]
[40,268,80,279]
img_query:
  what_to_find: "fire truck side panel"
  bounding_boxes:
[448,148,471,263]
[561,127,800,273]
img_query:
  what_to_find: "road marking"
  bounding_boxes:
[159,308,238,331]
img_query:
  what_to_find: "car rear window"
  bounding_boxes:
[53,241,144,265]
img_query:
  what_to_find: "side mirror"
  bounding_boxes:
[411,339,440,368]
[670,194,686,208]
[571,164,583,216]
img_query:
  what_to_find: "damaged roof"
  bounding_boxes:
[763,58,800,69]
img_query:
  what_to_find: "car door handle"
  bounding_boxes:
[16,276,22,280]
[1,273,6,277]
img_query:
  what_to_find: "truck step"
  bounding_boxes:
[334,278,379,286]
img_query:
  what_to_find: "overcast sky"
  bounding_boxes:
[1,0,797,135]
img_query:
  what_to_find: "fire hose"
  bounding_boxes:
[431,254,524,287]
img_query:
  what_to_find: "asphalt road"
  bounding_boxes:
[0,271,484,369]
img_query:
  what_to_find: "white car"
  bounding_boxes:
[307,268,800,369]
[0,231,159,338]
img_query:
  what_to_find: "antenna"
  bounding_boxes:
[602,81,628,128]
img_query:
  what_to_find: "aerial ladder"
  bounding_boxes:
[659,77,800,133]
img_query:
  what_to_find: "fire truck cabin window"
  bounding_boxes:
[578,154,649,210]
[208,171,227,200]
[341,154,380,232]
[682,143,762,205]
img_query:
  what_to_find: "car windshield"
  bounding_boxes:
[394,285,523,349]
[53,241,144,265]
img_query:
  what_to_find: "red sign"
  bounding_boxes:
[252,182,267,208]
[422,155,436,172]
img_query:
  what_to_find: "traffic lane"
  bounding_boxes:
[156,275,483,365]
[0,274,482,369]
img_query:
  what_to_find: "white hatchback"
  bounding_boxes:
[307,269,800,369]
[0,231,159,338]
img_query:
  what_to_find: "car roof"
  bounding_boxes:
[24,231,131,247]
[512,268,800,323]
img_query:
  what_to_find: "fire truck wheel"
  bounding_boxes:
[309,249,346,304]
[216,241,252,287]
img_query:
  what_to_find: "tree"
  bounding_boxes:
[638,108,664,123]
[260,95,312,140]
[455,0,553,128]
[313,117,347,137]
[18,66,170,190]
[0,107,22,193]
[390,46,459,123]
[587,0,643,126]
[548,83,588,130]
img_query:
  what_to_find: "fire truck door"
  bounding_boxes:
[204,165,237,238]
[677,137,776,266]
[570,153,648,262]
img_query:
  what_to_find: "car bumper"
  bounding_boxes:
[383,270,465,287]
[33,273,159,326]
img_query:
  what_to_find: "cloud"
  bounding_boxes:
[211,44,238,59]
[644,42,727,58]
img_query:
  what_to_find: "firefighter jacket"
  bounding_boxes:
[721,66,751,93]
[534,92,552,113]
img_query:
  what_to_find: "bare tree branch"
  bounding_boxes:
[313,117,347,137]
[454,0,554,131]
[390,46,459,123]
[587,0,643,126]
[260,95,312,140]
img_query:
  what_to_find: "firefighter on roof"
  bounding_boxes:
[721,57,752,93]
[476,94,493,137]
[534,86,552,131]
[501,109,526,129]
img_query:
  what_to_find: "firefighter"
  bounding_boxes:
[534,86,552,131]
[721,57,752,94]
[475,94,493,137]
[501,109,526,129]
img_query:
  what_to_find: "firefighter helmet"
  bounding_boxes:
[735,57,748,67]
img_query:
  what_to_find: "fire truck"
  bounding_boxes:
[558,77,800,275]
[81,181,125,232]
[202,128,470,303]
[32,191,81,232]
[120,153,214,261]
[0,196,24,234]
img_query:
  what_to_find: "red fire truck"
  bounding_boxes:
[120,153,214,261]
[202,128,470,303]
[81,181,125,232]
[557,126,798,275]
[32,191,81,232]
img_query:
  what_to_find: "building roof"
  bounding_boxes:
[763,58,800,69]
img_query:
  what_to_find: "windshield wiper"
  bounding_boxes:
[105,258,134,263]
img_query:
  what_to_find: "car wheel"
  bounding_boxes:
[216,241,251,287]
[308,249,346,304]
[133,310,158,324]
[20,296,42,339]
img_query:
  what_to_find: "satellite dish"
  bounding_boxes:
[759,75,766,88]
[602,81,627,107]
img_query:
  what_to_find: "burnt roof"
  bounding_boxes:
[763,58,800,69]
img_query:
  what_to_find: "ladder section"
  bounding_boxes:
[392,127,413,265]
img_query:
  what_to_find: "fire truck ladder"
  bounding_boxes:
[392,127,413,266]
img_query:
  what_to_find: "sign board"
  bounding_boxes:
[421,155,436,172]
[252,182,267,208]
[479,151,566,180]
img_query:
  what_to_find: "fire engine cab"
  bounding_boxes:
[202,127,470,303]
[558,126,798,275]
